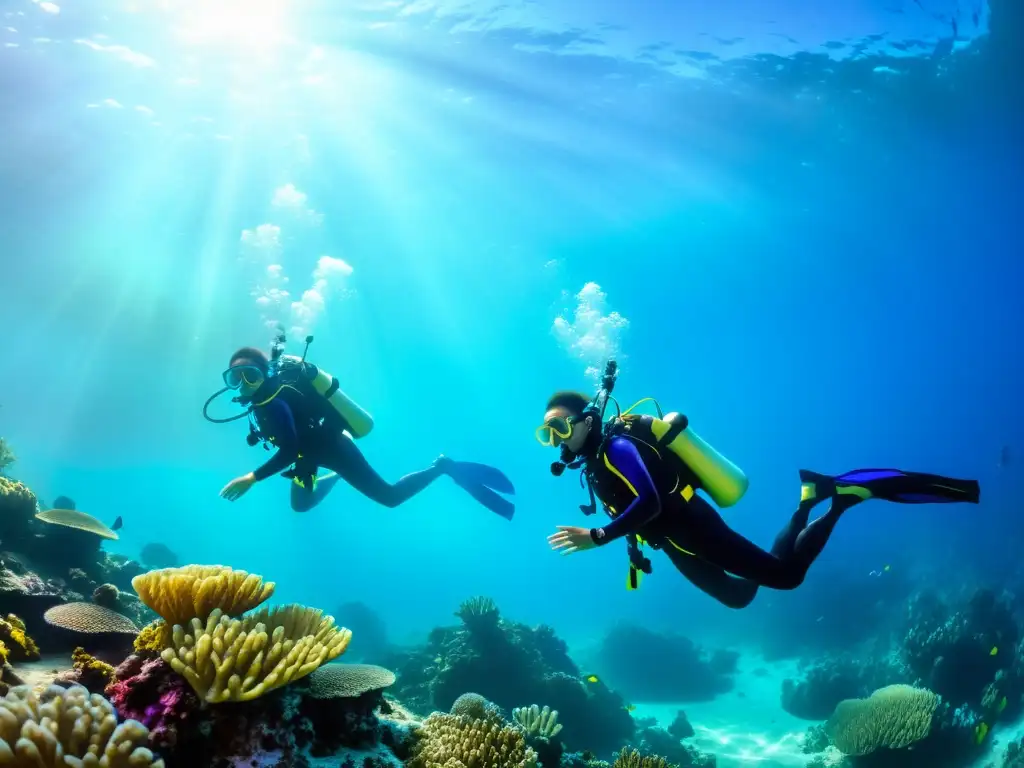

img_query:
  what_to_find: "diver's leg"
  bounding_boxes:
[320,433,444,509]
[800,468,980,505]
[681,495,815,590]
[662,540,760,609]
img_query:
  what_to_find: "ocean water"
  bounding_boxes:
[1,0,1022,766]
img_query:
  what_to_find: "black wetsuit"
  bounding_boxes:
[250,392,441,512]
[582,428,980,609]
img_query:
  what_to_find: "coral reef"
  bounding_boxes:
[132,565,276,626]
[0,477,37,551]
[0,613,39,661]
[825,684,939,756]
[633,724,717,768]
[93,582,121,610]
[54,646,118,693]
[160,605,352,702]
[409,712,538,768]
[595,623,736,703]
[387,597,636,756]
[106,652,410,768]
[782,654,904,721]
[450,692,502,721]
[0,684,164,766]
[35,507,120,539]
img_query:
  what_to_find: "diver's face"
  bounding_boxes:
[226,359,265,396]
[540,407,591,453]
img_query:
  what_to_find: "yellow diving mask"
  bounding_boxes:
[223,364,265,390]
[535,414,576,448]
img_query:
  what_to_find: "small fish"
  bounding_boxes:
[998,696,1008,714]
[990,646,999,657]
[585,675,600,684]
[975,722,989,744]
[884,565,891,572]
[623,703,636,712]
[111,516,123,532]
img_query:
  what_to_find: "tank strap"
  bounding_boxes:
[621,397,664,419]
[323,376,341,399]
[656,415,687,449]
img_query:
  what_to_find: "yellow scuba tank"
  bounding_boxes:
[278,354,375,439]
[620,398,748,508]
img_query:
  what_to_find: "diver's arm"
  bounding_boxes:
[589,438,661,545]
[251,400,300,481]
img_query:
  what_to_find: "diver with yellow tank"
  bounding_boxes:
[539,361,980,608]
[206,331,515,518]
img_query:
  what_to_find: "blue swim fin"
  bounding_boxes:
[446,460,515,520]
[447,461,515,495]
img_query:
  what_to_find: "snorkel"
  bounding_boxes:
[549,359,619,477]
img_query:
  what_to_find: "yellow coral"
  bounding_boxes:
[0,683,164,766]
[410,712,538,768]
[134,619,171,653]
[513,704,563,740]
[0,614,39,661]
[612,748,672,768]
[72,647,116,683]
[160,605,351,703]
[0,641,8,666]
[132,565,276,627]
[826,684,938,756]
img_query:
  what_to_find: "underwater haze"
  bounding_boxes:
[1,0,1023,766]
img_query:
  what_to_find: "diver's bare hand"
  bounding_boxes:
[221,473,256,501]
[548,525,597,556]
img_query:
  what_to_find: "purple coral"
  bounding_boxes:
[105,654,199,749]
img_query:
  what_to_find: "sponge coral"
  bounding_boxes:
[826,683,939,756]
[0,683,164,766]
[410,712,538,768]
[132,565,275,627]
[160,605,352,702]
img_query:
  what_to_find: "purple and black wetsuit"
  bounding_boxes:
[585,435,980,609]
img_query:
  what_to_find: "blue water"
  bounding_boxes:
[0,0,1020,667]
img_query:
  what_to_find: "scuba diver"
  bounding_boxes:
[205,331,515,518]
[538,361,980,609]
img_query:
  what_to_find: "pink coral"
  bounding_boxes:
[106,654,199,749]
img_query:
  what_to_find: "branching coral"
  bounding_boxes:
[456,596,499,626]
[0,683,164,766]
[825,684,939,756]
[513,704,563,740]
[612,747,672,768]
[409,712,538,768]
[0,614,39,661]
[132,565,275,627]
[160,605,352,703]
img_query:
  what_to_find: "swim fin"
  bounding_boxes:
[799,468,980,505]
[446,460,516,520]
[446,461,516,495]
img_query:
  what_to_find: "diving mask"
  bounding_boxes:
[535,415,576,448]
[223,364,265,390]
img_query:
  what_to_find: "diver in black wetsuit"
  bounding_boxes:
[214,344,515,518]
[538,387,980,609]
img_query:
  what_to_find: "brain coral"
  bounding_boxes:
[825,683,939,756]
